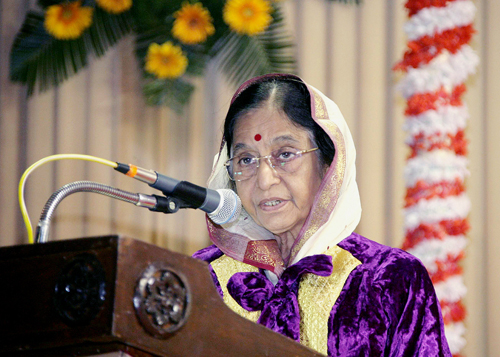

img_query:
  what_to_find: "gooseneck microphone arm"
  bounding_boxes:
[35,181,185,243]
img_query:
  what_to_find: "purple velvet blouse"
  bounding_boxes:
[193,233,452,356]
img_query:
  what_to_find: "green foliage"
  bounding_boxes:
[10,8,133,95]
[143,78,195,113]
[212,5,295,86]
[10,0,358,112]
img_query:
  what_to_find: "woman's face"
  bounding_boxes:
[232,106,324,238]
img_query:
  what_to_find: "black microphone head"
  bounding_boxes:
[208,189,242,225]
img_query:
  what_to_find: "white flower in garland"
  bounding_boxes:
[404,193,471,231]
[398,46,479,98]
[404,150,469,187]
[434,275,467,304]
[445,322,467,355]
[407,235,467,273]
[403,105,469,139]
[404,0,477,41]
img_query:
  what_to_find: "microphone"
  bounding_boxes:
[115,163,241,225]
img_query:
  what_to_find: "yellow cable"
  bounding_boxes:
[18,154,118,244]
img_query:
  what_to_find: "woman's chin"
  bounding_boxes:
[259,218,301,238]
[254,202,304,237]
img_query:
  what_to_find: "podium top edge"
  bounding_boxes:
[0,235,128,259]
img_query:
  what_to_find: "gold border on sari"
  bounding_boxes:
[288,89,347,263]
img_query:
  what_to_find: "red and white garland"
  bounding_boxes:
[395,1,478,356]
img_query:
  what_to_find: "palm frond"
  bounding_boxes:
[10,12,85,94]
[143,78,195,114]
[212,5,296,86]
[87,7,134,57]
[9,8,133,95]
[135,25,172,60]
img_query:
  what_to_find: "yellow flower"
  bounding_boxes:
[145,42,188,79]
[44,1,94,40]
[96,0,133,14]
[223,0,273,36]
[172,3,215,44]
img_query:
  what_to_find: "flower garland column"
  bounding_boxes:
[394,1,479,356]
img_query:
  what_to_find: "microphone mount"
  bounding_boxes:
[35,180,194,243]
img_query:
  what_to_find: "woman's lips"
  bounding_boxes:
[258,198,287,211]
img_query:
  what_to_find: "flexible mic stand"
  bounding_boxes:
[35,181,187,243]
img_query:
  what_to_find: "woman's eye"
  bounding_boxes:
[277,151,297,161]
[237,157,255,166]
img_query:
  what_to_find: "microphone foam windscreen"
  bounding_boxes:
[209,189,241,225]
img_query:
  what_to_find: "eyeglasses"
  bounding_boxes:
[225,147,319,181]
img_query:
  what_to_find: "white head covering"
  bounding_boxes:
[206,74,361,276]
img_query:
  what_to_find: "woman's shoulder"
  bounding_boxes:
[338,232,431,285]
[339,232,422,264]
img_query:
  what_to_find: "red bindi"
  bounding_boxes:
[254,134,262,141]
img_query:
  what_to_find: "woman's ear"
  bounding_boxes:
[320,163,329,179]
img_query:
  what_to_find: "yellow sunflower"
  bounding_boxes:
[172,3,215,44]
[96,0,133,14]
[44,1,94,40]
[145,42,188,79]
[223,0,273,36]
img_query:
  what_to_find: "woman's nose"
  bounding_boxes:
[256,157,281,189]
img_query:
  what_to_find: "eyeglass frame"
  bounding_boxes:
[224,147,319,182]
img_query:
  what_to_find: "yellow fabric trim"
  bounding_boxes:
[298,246,361,355]
[211,255,261,322]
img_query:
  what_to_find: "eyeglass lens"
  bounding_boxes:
[227,148,315,181]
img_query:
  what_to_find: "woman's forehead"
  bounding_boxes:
[233,135,302,153]
[233,107,309,143]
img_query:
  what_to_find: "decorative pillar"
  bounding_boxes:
[395,1,479,356]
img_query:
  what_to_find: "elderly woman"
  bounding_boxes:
[194,74,451,356]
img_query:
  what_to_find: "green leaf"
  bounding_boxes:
[211,4,296,86]
[9,8,133,95]
[130,0,179,33]
[9,12,87,94]
[134,24,172,61]
[143,77,195,114]
[37,0,99,8]
[87,7,134,56]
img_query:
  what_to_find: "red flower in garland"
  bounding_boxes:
[403,219,469,250]
[395,25,475,71]
[405,84,466,116]
[405,0,457,16]
[429,251,464,284]
[405,179,465,207]
[408,130,468,158]
[440,300,467,325]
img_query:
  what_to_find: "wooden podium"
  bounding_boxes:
[0,236,321,356]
